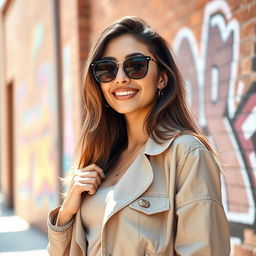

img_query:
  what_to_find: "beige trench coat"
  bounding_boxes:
[47,134,230,256]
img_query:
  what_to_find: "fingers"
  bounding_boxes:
[74,182,97,195]
[74,171,101,185]
[72,164,105,195]
[83,164,105,179]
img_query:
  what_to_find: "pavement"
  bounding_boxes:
[0,193,49,256]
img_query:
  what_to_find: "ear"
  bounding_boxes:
[157,71,168,90]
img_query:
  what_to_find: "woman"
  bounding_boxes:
[47,16,230,256]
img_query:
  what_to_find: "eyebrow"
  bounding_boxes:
[101,52,145,61]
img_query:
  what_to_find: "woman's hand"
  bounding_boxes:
[57,164,105,225]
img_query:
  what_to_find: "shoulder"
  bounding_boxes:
[172,135,223,206]
[163,133,218,172]
[145,132,211,157]
[170,133,208,155]
[167,134,221,182]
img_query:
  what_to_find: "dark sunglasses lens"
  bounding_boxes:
[124,57,149,79]
[94,61,117,82]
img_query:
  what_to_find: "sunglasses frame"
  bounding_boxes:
[91,55,157,83]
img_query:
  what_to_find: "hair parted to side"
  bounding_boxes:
[71,16,219,175]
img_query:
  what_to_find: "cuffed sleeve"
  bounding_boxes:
[47,207,74,256]
[174,146,230,255]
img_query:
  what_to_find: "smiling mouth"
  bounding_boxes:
[113,89,139,100]
[115,91,136,96]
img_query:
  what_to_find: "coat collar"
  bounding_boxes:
[101,151,153,227]
[144,136,176,156]
[144,128,180,156]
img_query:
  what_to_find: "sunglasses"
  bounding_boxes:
[91,55,157,83]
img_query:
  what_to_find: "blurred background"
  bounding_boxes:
[0,0,255,255]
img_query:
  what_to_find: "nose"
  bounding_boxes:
[115,65,129,84]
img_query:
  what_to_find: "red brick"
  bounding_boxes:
[241,21,256,39]
[251,2,256,18]
[189,9,204,28]
[171,1,195,22]
[242,0,255,4]
[194,0,209,9]
[228,0,244,11]
[240,39,253,57]
[235,7,251,23]
[240,57,253,75]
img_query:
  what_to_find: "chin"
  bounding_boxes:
[112,107,138,115]
[115,109,135,114]
[109,103,136,113]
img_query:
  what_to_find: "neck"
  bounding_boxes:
[124,111,148,151]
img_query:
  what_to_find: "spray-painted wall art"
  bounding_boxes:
[15,24,58,216]
[173,0,256,251]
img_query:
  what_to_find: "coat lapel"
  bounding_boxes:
[102,136,176,229]
[102,151,153,228]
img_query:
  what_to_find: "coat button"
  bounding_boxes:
[138,199,150,208]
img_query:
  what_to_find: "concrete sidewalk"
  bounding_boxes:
[0,195,49,256]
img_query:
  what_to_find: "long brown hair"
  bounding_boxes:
[73,16,217,173]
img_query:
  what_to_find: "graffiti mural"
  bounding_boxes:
[15,24,58,212]
[173,0,256,249]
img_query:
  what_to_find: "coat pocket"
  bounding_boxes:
[128,195,170,255]
[129,195,170,215]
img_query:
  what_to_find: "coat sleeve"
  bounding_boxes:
[174,146,230,256]
[47,207,74,256]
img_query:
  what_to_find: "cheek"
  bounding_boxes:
[146,68,159,88]
[144,76,159,94]
[100,85,114,106]
[100,85,109,98]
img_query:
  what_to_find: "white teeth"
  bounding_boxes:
[115,91,136,96]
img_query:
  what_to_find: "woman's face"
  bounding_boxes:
[100,34,164,118]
